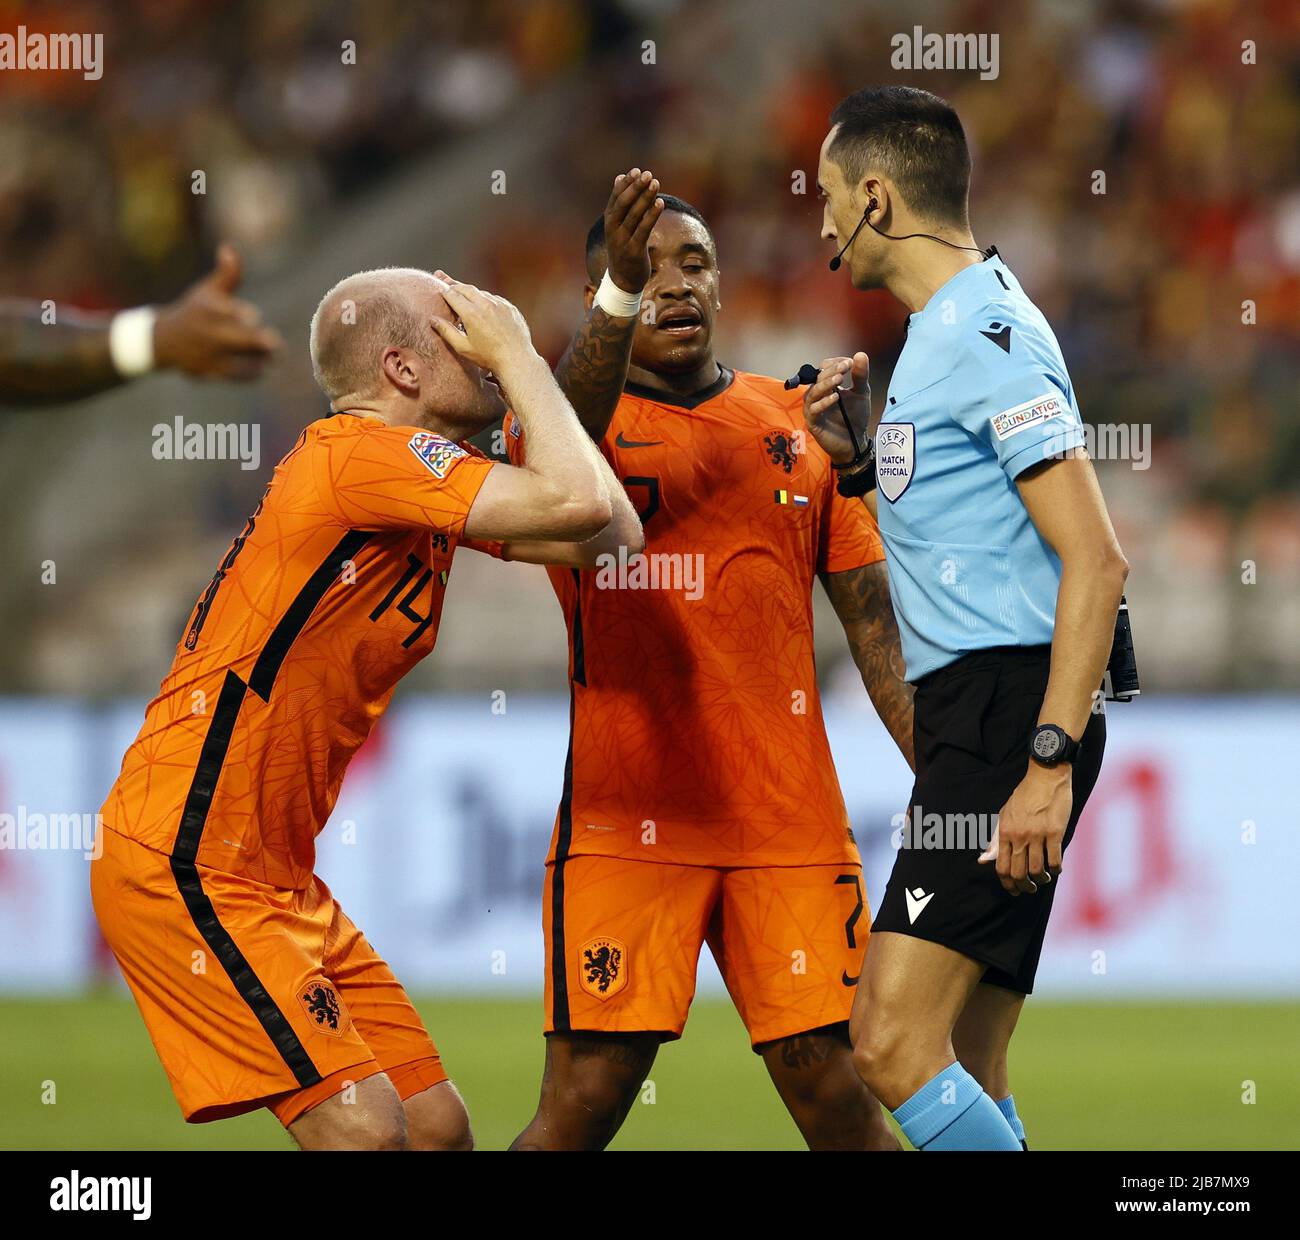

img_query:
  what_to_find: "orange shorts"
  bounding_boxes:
[543,855,868,1047]
[90,825,446,1126]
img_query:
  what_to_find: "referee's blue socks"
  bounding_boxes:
[891,1064,1023,1150]
[996,1093,1029,1150]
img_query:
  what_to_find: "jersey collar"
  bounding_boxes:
[623,364,735,410]
[908,248,1005,330]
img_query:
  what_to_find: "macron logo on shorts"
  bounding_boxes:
[905,887,935,924]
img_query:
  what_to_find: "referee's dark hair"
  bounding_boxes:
[585,194,710,281]
[828,86,971,228]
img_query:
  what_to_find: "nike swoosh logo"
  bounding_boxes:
[904,887,935,925]
[841,970,860,987]
[615,432,663,449]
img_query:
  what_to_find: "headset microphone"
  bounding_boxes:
[828,200,876,272]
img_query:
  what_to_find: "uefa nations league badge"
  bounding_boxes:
[875,424,915,502]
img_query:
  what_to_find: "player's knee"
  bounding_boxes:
[405,1083,474,1151]
[370,1115,410,1151]
[773,1047,855,1114]
[556,1060,640,1122]
[552,1035,653,1105]
[290,1075,410,1151]
[304,1106,408,1151]
[851,1020,911,1097]
[338,1093,409,1151]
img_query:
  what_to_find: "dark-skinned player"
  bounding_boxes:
[507,170,913,1151]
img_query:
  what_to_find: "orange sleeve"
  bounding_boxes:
[818,478,885,574]
[312,422,495,537]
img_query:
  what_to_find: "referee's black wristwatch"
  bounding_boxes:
[1028,724,1080,768]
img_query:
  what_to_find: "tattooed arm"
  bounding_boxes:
[554,169,663,441]
[553,303,639,441]
[820,561,915,771]
[0,246,279,407]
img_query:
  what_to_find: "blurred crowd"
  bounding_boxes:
[0,0,634,305]
[1,0,1297,692]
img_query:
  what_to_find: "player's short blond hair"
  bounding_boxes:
[308,267,441,403]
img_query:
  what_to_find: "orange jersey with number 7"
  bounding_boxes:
[505,366,885,869]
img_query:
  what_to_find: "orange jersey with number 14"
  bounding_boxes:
[101,413,499,890]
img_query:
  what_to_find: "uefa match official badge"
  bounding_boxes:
[579,937,627,1000]
[875,423,915,502]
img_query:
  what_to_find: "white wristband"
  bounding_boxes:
[108,306,157,377]
[594,270,643,318]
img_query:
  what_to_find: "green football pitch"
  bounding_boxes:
[3,995,1297,1150]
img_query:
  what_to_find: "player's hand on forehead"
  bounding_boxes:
[429,270,533,370]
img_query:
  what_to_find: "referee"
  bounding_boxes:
[803,86,1128,1151]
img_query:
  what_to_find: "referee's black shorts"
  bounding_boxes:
[872,644,1105,995]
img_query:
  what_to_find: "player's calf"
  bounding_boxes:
[953,982,1028,1148]
[511,1032,659,1151]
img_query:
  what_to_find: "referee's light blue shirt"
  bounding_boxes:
[874,254,1085,682]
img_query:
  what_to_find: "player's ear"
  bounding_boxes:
[381,346,419,397]
[583,283,597,311]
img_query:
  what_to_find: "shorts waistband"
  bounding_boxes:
[915,644,1052,690]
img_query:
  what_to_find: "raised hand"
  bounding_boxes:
[602,169,664,296]
[152,244,282,380]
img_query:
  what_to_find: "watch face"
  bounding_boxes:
[1032,728,1061,761]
